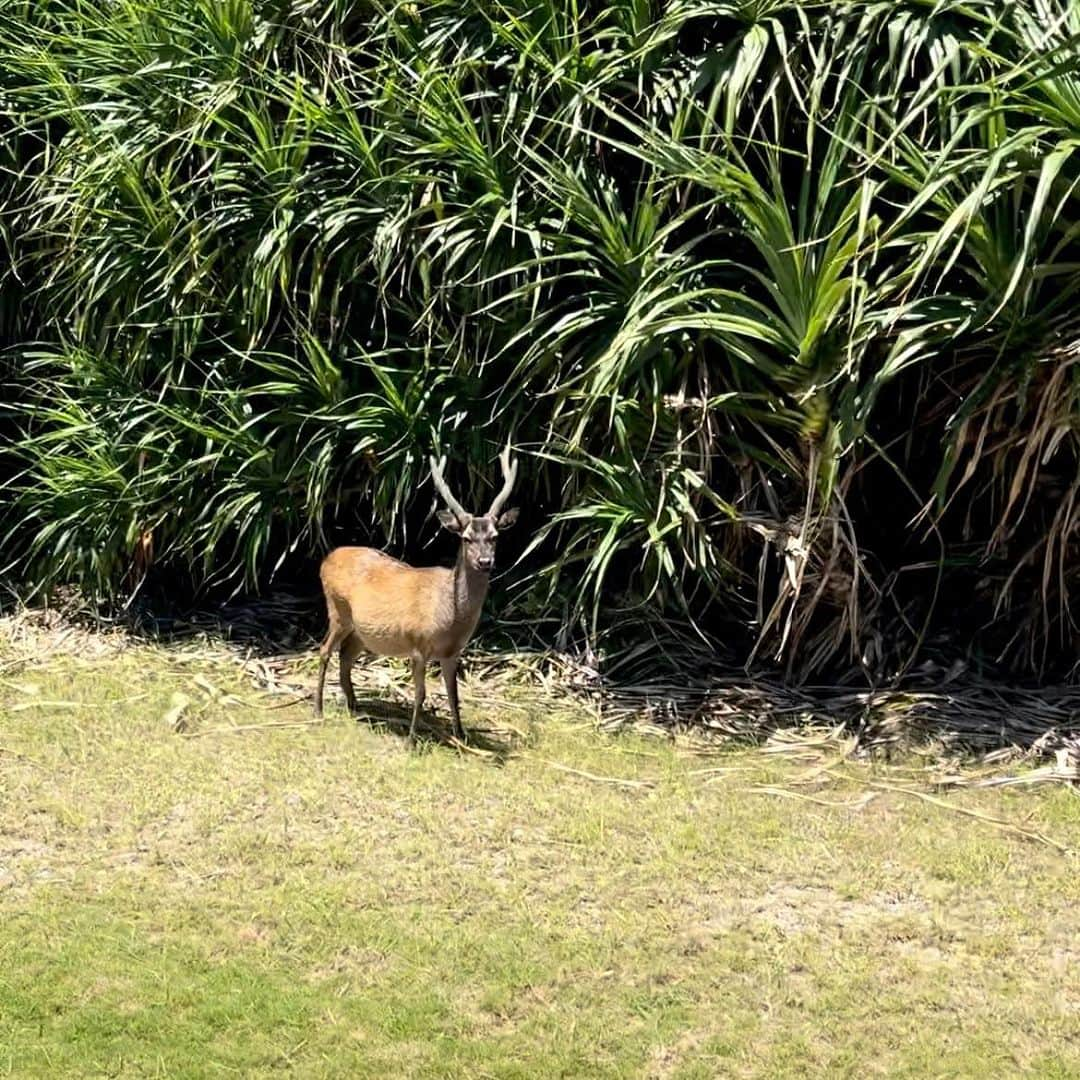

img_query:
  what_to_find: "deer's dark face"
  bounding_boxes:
[438,509,518,573]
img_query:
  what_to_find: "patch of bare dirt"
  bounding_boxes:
[646,1025,712,1079]
[746,882,928,935]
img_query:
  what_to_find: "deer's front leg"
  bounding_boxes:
[440,656,465,741]
[408,655,426,746]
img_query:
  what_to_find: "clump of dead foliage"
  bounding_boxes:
[3,597,1078,795]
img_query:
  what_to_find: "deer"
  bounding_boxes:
[313,447,519,745]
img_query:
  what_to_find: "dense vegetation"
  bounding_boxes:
[2,0,1079,680]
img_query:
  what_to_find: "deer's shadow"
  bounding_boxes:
[344,694,519,761]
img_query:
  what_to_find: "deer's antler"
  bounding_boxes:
[487,444,518,518]
[429,454,469,521]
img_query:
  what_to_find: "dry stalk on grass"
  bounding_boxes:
[865,782,1072,854]
[746,786,879,810]
[181,718,337,738]
[537,759,657,789]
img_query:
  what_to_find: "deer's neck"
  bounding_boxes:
[448,546,490,624]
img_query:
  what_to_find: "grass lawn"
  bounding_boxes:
[0,629,1077,1078]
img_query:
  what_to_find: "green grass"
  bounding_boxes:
[1,638,1077,1078]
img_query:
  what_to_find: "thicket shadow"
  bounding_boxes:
[124,587,325,659]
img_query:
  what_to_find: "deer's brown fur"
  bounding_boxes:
[314,449,518,744]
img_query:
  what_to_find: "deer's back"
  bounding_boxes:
[320,546,456,657]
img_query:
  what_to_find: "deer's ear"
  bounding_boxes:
[437,510,467,533]
[496,508,519,530]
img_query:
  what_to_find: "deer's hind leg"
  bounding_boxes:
[339,632,364,714]
[315,602,350,719]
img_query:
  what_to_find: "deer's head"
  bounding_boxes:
[430,447,519,573]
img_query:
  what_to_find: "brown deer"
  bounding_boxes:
[314,447,519,744]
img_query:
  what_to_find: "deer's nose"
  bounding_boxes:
[476,555,494,570]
